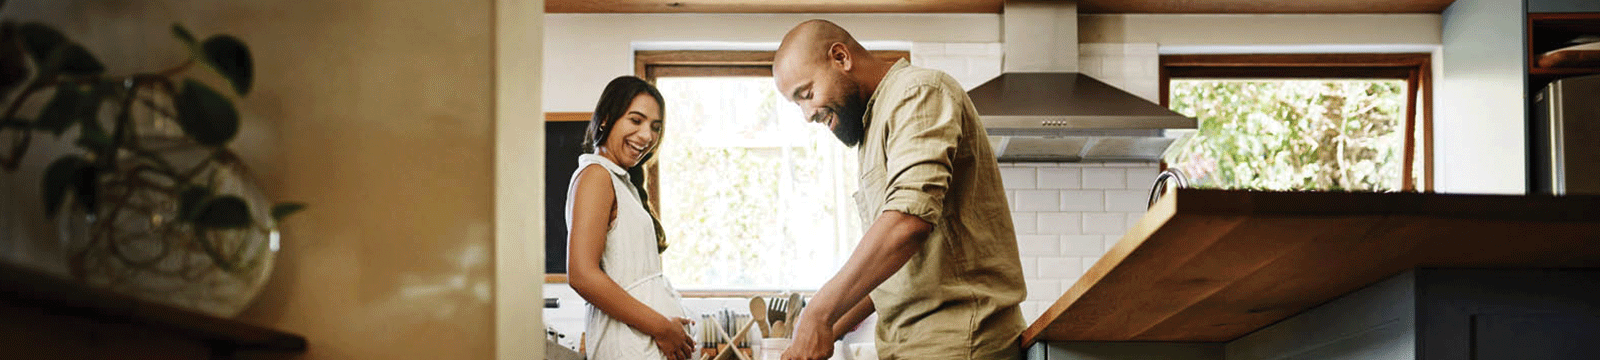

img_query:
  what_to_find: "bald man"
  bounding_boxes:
[772,20,1026,360]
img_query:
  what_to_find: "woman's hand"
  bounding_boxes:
[650,316,696,360]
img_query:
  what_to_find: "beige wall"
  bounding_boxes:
[0,0,522,358]
[1080,14,1442,45]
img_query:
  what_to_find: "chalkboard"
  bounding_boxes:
[545,121,589,274]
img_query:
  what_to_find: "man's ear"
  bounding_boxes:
[829,42,853,71]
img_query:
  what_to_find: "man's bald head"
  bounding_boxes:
[775,19,869,68]
[772,20,887,147]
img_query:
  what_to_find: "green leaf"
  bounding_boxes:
[16,22,64,64]
[36,85,89,136]
[74,111,111,153]
[73,164,98,212]
[0,118,30,130]
[49,43,104,76]
[200,35,252,95]
[179,186,213,221]
[40,156,89,219]
[173,79,239,146]
[170,23,196,46]
[194,196,252,229]
[270,202,306,222]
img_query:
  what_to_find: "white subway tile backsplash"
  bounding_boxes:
[1061,278,1082,292]
[1079,43,1121,55]
[1060,190,1106,212]
[1126,213,1146,230]
[1036,213,1083,235]
[1001,167,1038,190]
[1125,167,1158,189]
[1037,167,1082,189]
[1096,76,1129,93]
[1015,190,1061,211]
[1081,257,1101,275]
[1037,257,1083,279]
[1079,57,1103,76]
[919,56,968,75]
[1135,86,1161,104]
[1006,190,1017,211]
[1027,279,1062,300]
[1106,190,1148,212]
[912,43,947,56]
[1103,234,1123,251]
[1011,212,1038,235]
[1083,168,1127,189]
[1138,57,1161,77]
[1123,61,1147,80]
[985,50,1166,318]
[1083,212,1129,235]
[1021,302,1041,321]
[1060,235,1104,256]
[946,43,1001,56]
[1019,235,1060,256]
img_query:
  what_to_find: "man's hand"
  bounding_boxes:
[781,314,834,360]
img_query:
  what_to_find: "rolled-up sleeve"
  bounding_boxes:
[877,84,961,225]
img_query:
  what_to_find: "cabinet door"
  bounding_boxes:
[1528,0,1600,13]
[1473,315,1600,359]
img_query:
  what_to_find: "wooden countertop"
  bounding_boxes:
[1021,189,1600,347]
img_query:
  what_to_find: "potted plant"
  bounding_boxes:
[0,21,302,318]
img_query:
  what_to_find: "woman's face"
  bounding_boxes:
[599,93,663,168]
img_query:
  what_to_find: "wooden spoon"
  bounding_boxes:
[785,293,801,338]
[749,296,769,338]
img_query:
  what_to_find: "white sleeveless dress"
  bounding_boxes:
[566,154,688,360]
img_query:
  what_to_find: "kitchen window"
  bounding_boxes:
[1159,54,1433,191]
[637,51,906,292]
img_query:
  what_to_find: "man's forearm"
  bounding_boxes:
[803,211,930,336]
[832,296,874,340]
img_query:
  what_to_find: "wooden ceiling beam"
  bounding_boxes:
[548,0,1456,14]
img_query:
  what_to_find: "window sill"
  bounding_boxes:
[546,274,815,298]
[678,290,816,298]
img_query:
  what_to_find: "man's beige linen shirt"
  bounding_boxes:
[855,59,1027,360]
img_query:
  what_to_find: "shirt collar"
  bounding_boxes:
[862,58,912,130]
[579,153,629,178]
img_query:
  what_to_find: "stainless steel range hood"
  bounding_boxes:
[973,1,1195,162]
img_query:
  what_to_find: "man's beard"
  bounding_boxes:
[824,89,868,147]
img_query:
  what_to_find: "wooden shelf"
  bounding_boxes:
[1529,67,1600,76]
[1527,13,1600,76]
[0,262,306,356]
[1021,189,1600,347]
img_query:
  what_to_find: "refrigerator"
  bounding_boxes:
[1532,74,1600,195]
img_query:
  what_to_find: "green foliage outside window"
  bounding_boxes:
[1163,80,1407,191]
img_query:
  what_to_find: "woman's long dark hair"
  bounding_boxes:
[584,75,669,252]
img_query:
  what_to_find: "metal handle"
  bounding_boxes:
[1148,169,1188,209]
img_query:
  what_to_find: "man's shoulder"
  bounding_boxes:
[886,64,964,94]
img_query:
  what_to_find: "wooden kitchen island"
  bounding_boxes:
[1025,189,1600,360]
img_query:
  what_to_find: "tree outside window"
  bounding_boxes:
[1163,79,1408,191]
